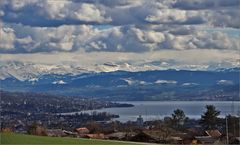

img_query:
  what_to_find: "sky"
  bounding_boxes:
[0,0,239,70]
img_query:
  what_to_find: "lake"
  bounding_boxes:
[64,101,240,122]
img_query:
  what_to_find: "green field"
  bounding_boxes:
[0,133,140,145]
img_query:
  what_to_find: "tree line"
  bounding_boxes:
[170,105,239,136]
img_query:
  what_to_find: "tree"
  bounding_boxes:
[85,121,101,133]
[226,115,240,137]
[27,122,46,136]
[171,109,186,129]
[200,105,220,129]
[27,122,38,135]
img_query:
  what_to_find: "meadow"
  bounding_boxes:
[0,133,140,145]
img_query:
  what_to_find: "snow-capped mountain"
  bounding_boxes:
[0,61,239,101]
[0,61,239,82]
[0,61,90,81]
[1,66,238,101]
[0,61,172,81]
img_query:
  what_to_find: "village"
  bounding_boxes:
[1,91,240,144]
[2,106,240,145]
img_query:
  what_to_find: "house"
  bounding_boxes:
[168,133,196,144]
[83,133,105,139]
[75,127,89,134]
[106,132,127,140]
[168,136,183,144]
[46,129,66,137]
[130,131,159,143]
[205,129,222,138]
[63,130,77,136]
[231,137,240,144]
[195,136,219,144]
[106,132,136,140]
[186,128,199,136]
[33,126,46,136]
[193,129,223,144]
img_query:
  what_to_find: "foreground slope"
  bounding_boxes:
[0,133,139,145]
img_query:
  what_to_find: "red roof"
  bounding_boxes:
[75,127,89,134]
[76,127,88,131]
[85,133,105,139]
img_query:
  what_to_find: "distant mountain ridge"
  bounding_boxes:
[1,61,239,81]
[1,67,239,101]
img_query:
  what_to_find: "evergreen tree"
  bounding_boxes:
[171,109,186,129]
[200,105,220,129]
[226,115,240,137]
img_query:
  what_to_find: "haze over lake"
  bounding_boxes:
[77,101,240,122]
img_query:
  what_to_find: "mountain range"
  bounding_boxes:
[1,61,239,101]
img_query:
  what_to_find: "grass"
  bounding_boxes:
[0,133,140,145]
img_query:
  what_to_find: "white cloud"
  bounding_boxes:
[192,31,240,50]
[72,3,111,23]
[38,0,71,19]
[40,1,112,23]
[0,0,239,71]
[0,10,4,16]
[17,36,33,44]
[0,0,239,28]
[0,26,15,50]
[0,22,239,54]
[145,9,203,24]
[7,0,37,11]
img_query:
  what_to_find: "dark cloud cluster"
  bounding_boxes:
[1,23,239,53]
[0,0,239,54]
[0,0,239,27]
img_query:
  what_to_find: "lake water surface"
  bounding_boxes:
[66,101,240,122]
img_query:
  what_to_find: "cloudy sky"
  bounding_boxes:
[0,0,239,70]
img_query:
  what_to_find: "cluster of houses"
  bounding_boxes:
[43,127,239,144]
[2,117,239,145]
[45,127,104,139]
[8,115,237,145]
[2,113,239,144]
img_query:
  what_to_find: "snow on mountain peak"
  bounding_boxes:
[0,60,238,81]
[155,80,177,85]
[52,80,67,85]
[0,61,87,81]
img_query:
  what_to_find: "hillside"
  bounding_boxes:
[0,133,140,145]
